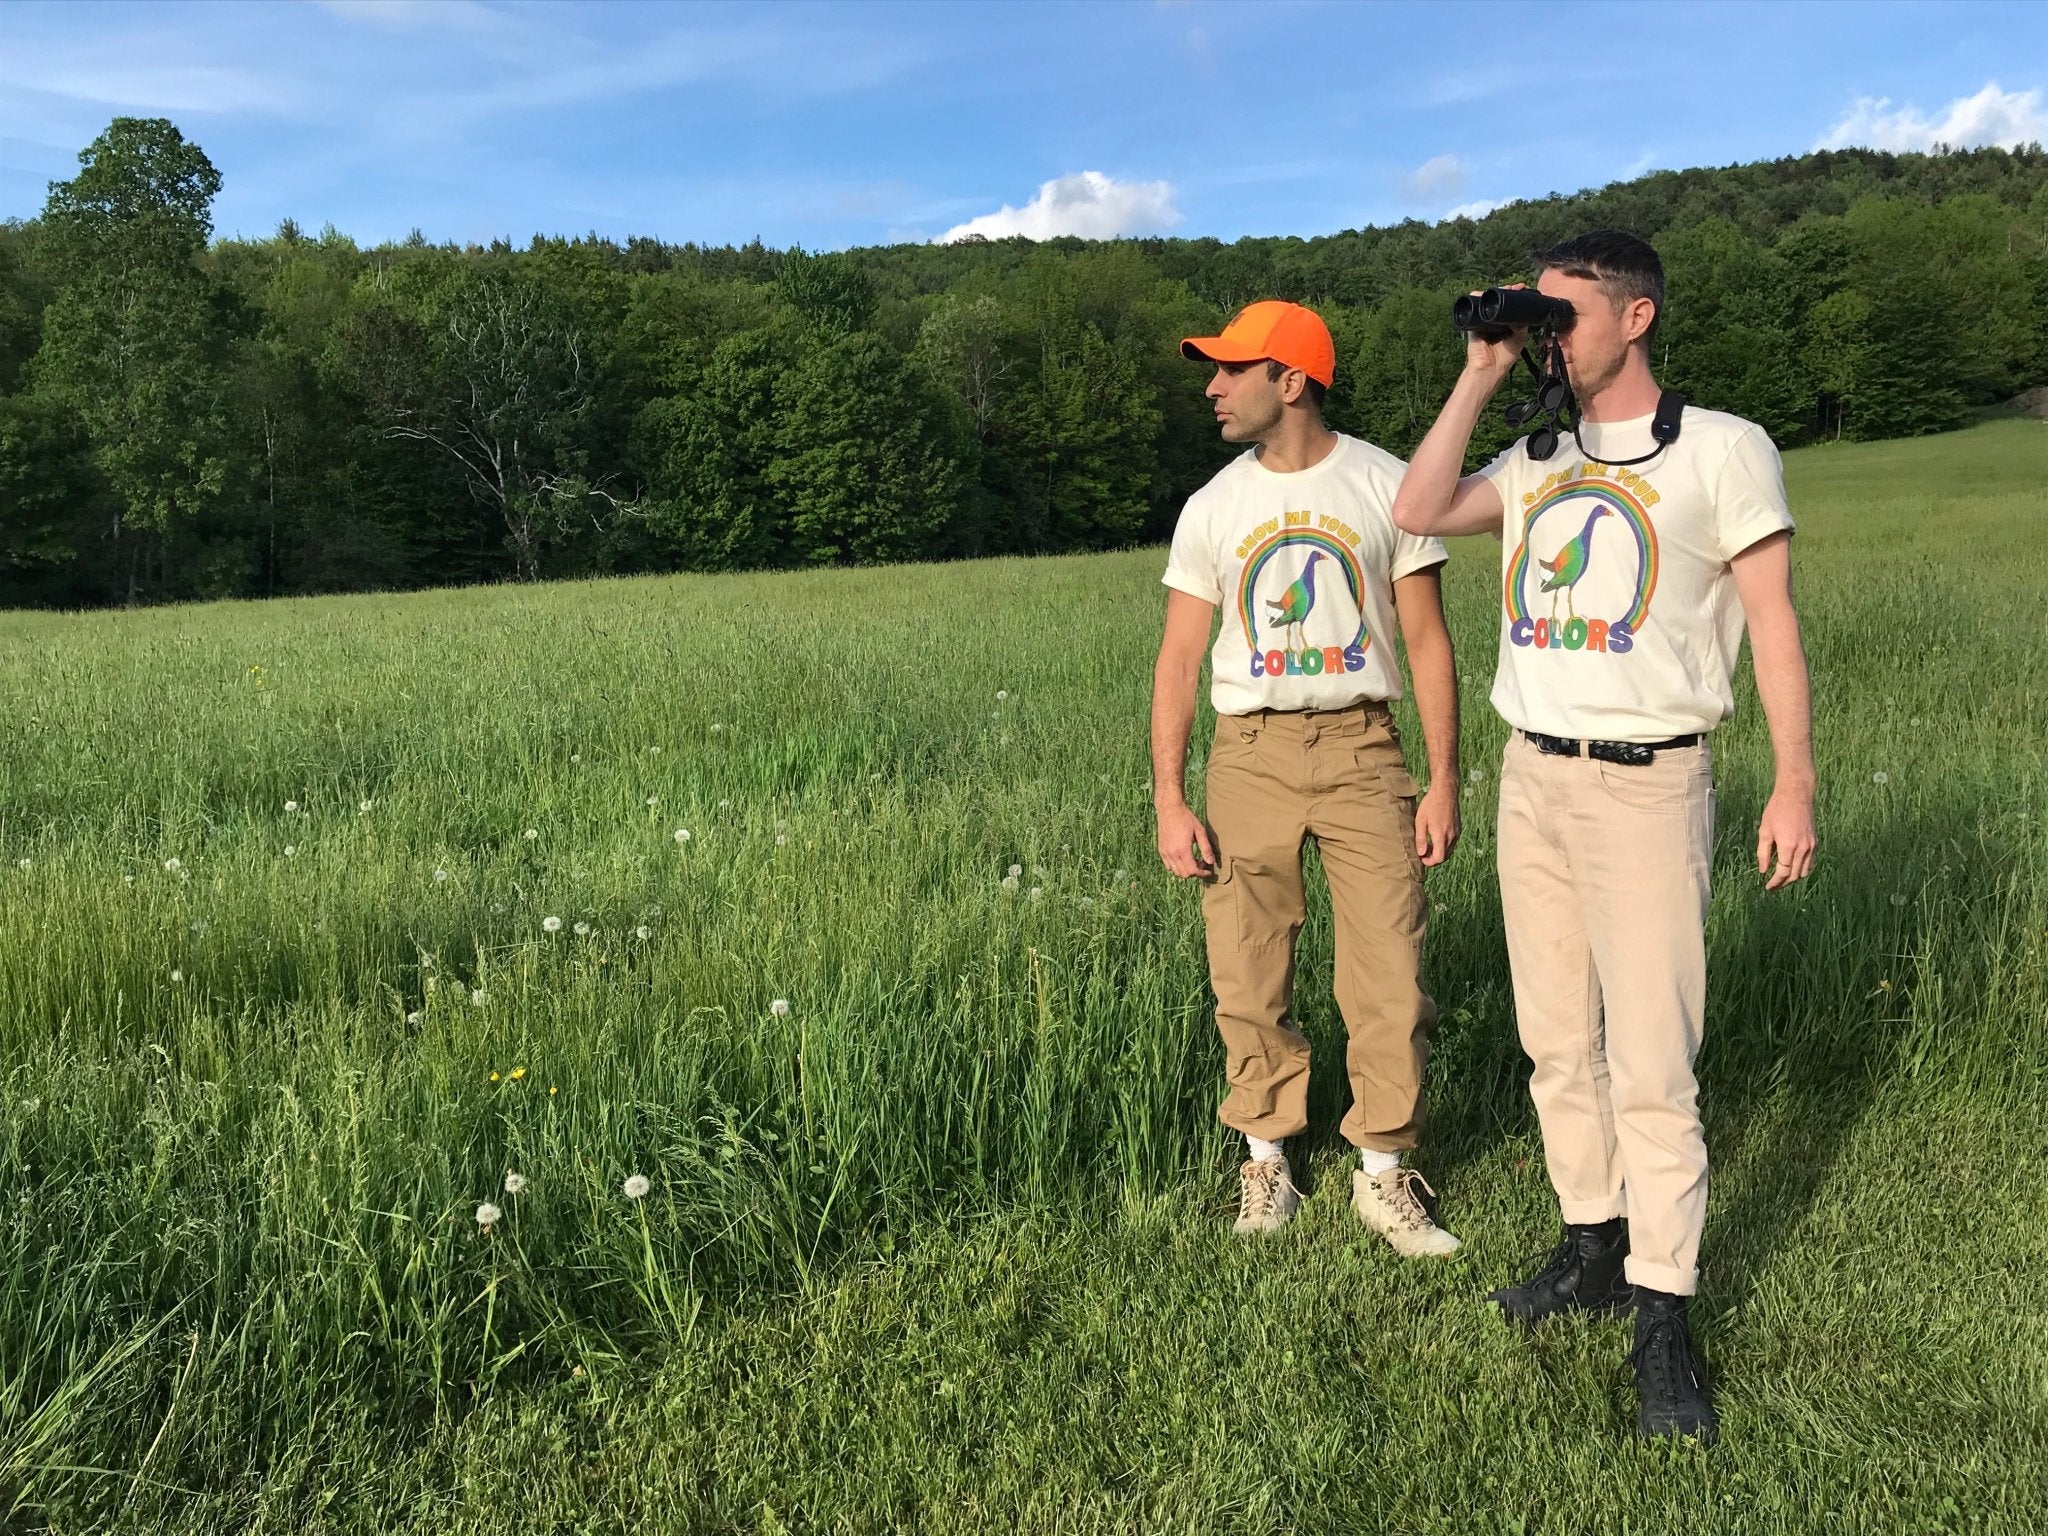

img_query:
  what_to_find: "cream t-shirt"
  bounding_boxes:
[1163,434,1448,716]
[1476,405,1794,742]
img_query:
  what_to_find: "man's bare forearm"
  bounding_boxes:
[1151,659,1201,811]
[1392,371,1502,534]
[1752,621,1815,793]
[1406,628,1460,790]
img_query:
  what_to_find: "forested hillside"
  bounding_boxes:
[1,117,2042,607]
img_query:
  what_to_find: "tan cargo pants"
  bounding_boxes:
[1201,701,1434,1153]
[1497,731,1715,1296]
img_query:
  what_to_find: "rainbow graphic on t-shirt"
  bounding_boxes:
[1236,527,1373,678]
[1503,476,1659,654]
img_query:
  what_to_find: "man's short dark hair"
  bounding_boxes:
[1266,359,1328,412]
[1533,230,1664,346]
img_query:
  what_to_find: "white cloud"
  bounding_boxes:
[938,171,1179,242]
[1402,153,1468,201]
[1442,199,1505,222]
[1817,81,2046,152]
[313,0,505,30]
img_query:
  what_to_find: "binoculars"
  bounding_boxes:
[1451,287,1575,340]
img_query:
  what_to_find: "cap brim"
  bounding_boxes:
[1181,337,1267,365]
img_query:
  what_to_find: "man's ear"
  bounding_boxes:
[1279,367,1308,405]
[1625,296,1657,345]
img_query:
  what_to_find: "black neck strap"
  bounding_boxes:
[1569,390,1686,467]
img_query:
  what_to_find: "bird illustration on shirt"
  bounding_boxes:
[1265,550,1325,654]
[1537,506,1611,621]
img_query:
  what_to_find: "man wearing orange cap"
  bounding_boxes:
[1151,300,1464,1255]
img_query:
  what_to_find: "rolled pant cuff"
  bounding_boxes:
[1219,1111,1308,1143]
[1623,1257,1698,1298]
[1350,1136,1419,1154]
[1557,1195,1627,1224]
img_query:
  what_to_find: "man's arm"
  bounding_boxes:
[1393,566,1460,867]
[1731,531,1817,891]
[1152,589,1219,879]
[1390,320,1524,539]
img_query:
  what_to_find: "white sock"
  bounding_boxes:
[1358,1147,1401,1177]
[1246,1135,1286,1164]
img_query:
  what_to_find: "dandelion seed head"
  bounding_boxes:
[1029,886,1043,901]
[169,969,184,983]
[471,989,487,1006]
[1079,896,1095,908]
[433,868,448,882]
[646,796,659,807]
[674,828,691,843]
[1000,873,1020,892]
[1113,869,1129,883]
[573,921,591,937]
[542,916,563,933]
[1891,892,1909,907]
[524,828,539,841]
[284,846,296,857]
[1872,772,1890,785]
[405,1010,422,1024]
[475,1202,501,1228]
[14,858,28,870]
[359,800,374,814]
[996,690,1009,701]
[622,1174,650,1200]
[718,798,731,809]
[1468,768,1487,783]
[775,834,787,846]
[770,998,791,1017]
[163,858,183,873]
[1008,864,1023,878]
[570,752,581,763]
[634,925,652,940]
[284,801,299,814]
[503,1172,527,1195]
[710,724,723,734]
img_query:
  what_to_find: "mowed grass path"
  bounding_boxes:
[2,421,2045,1533]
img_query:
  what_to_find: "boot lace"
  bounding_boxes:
[1239,1159,1294,1222]
[1379,1168,1439,1232]
[1629,1310,1701,1398]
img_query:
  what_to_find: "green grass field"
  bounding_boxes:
[2,420,2045,1534]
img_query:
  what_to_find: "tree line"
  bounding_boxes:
[1,117,2043,608]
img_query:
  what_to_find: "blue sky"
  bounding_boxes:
[1,0,2044,251]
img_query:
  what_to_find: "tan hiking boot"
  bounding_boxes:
[1352,1166,1461,1257]
[1233,1156,1302,1235]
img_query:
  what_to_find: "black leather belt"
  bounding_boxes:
[1522,729,1700,766]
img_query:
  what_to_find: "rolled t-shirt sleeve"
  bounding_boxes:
[1390,527,1450,580]
[1161,503,1222,603]
[1714,425,1795,560]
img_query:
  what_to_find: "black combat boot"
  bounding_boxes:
[1629,1288,1719,1444]
[1486,1217,1633,1325]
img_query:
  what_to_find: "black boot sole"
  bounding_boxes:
[1636,1411,1720,1447]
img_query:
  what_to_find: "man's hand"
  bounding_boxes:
[1415,784,1460,868]
[1463,285,1528,388]
[1156,802,1217,880]
[1756,786,1816,891]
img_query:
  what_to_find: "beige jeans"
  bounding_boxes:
[1497,731,1715,1296]
[1201,702,1435,1154]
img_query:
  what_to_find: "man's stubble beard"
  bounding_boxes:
[1225,399,1285,445]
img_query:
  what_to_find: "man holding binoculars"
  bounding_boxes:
[1392,230,1818,1444]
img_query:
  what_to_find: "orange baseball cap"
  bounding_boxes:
[1181,300,1336,387]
